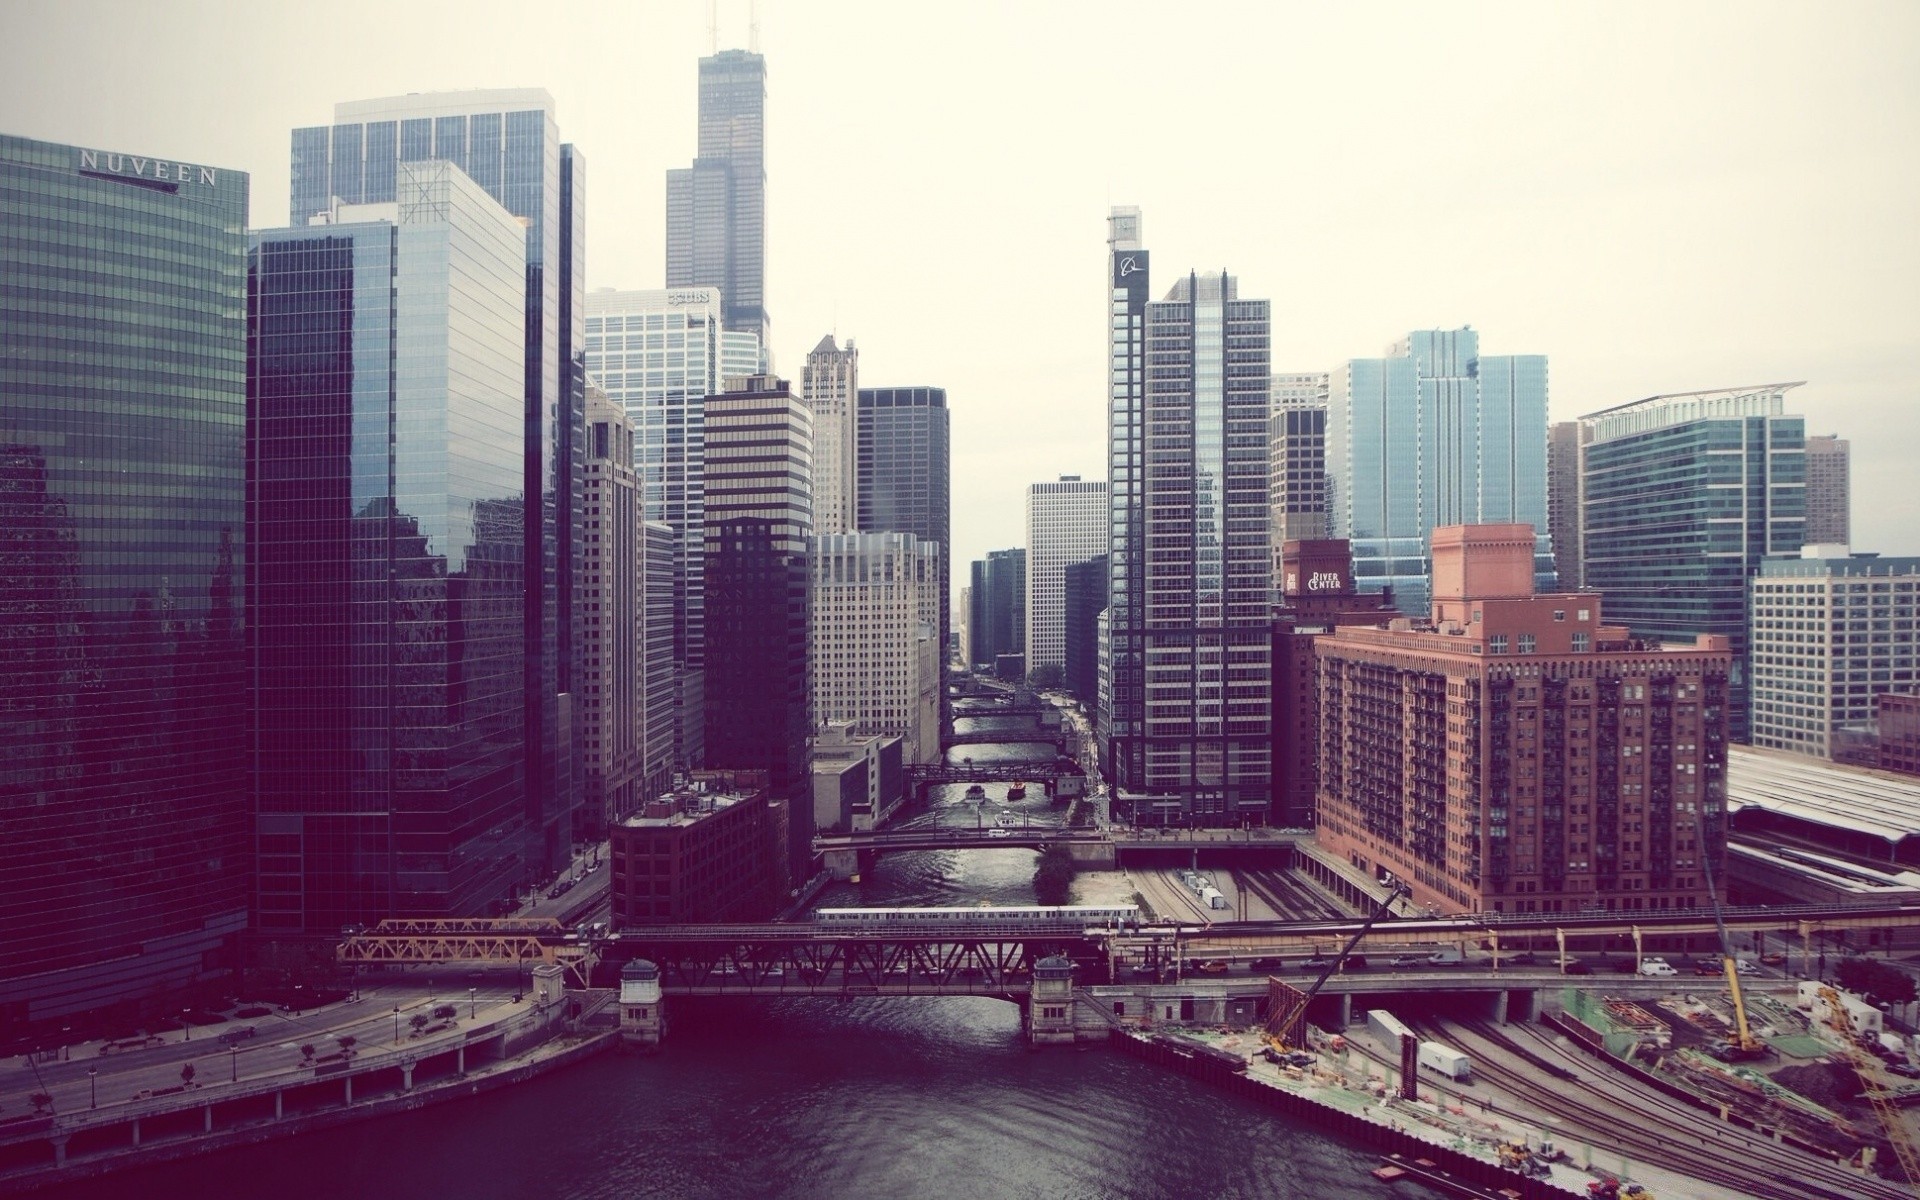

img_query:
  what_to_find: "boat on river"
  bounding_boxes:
[965,783,986,798]
[1006,783,1027,800]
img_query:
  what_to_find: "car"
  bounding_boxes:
[1639,961,1679,977]
[1387,954,1425,969]
[1297,957,1335,971]
[1250,957,1286,972]
[1694,961,1724,976]
[217,1025,257,1046]
[986,828,1010,838]
[1344,955,1369,971]
[1562,960,1593,975]
[1505,951,1537,966]
[432,1004,458,1020]
[1760,951,1788,966]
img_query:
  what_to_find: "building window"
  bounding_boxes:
[1572,632,1591,653]
[1490,634,1509,655]
[1553,611,1566,622]
[1518,634,1536,654]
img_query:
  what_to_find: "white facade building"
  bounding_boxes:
[1025,476,1109,675]
[809,532,942,763]
[581,387,642,833]
[1750,549,1920,760]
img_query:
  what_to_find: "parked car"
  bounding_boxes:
[1562,960,1593,975]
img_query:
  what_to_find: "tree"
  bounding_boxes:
[299,1043,315,1065]
[28,1093,51,1115]
[409,1013,430,1037]
[336,1035,357,1058]
[180,1062,195,1088]
[1026,663,1065,691]
[1033,845,1074,906]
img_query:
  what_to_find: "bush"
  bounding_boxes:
[1033,845,1074,906]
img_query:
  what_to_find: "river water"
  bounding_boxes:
[44,730,1387,1199]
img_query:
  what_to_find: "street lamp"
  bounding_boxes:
[182,1010,190,1042]
[87,1067,97,1109]
[229,1045,238,1083]
[393,1004,401,1045]
[468,987,477,1019]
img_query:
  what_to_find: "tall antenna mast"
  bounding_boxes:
[708,0,718,53]
[750,0,761,52]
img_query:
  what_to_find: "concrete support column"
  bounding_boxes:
[274,1091,283,1120]
[131,1120,140,1147]
[203,1105,213,1133]
[344,1076,352,1104]
[402,1063,415,1091]
[51,1134,68,1168]
[1493,990,1510,1025]
[1337,994,1352,1030]
[457,1046,466,1075]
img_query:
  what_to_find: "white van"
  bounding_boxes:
[1638,960,1678,977]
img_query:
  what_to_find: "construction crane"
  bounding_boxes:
[1818,985,1920,1196]
[1698,850,1764,1060]
[1264,881,1409,1050]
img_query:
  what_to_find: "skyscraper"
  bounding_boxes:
[968,548,1026,676]
[1804,434,1851,546]
[1100,230,1274,825]
[803,335,859,535]
[1024,477,1108,677]
[1547,421,1585,589]
[1269,371,1331,574]
[1314,525,1731,916]
[668,49,769,364]
[1327,329,1551,615]
[810,532,942,763]
[250,163,531,934]
[703,376,812,892]
[1581,383,1807,742]
[857,386,951,674]
[1101,206,1151,797]
[291,88,587,872]
[1,135,250,1024]
[586,286,726,771]
[582,387,642,835]
[1062,555,1109,715]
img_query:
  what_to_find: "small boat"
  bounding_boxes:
[1007,783,1027,800]
[964,784,986,798]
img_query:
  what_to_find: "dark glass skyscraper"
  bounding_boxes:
[703,376,812,894]
[668,50,769,363]
[1581,383,1807,742]
[250,162,531,934]
[968,548,1026,674]
[291,90,586,872]
[856,387,951,675]
[1,135,249,1025]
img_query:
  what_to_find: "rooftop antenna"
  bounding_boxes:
[750,0,761,53]
[708,0,718,53]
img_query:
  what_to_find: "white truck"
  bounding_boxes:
[1418,1040,1472,1082]
[1425,947,1464,966]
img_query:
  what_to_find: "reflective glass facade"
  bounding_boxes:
[667,50,769,364]
[856,387,951,678]
[250,162,531,934]
[1100,207,1150,790]
[586,287,723,771]
[1328,329,1551,615]
[1581,385,1807,743]
[291,90,585,873]
[1,135,249,1023]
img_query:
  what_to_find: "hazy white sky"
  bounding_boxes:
[5,1,1917,595]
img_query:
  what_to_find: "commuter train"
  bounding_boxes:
[815,904,1140,930]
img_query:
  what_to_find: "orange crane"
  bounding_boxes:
[1818,985,1920,1195]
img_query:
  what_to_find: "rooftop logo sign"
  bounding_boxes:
[77,149,218,187]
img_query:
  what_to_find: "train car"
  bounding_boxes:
[814,904,1139,930]
[1366,1008,1415,1047]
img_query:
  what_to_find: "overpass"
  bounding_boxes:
[952,700,1055,719]
[944,727,1068,750]
[815,828,1109,854]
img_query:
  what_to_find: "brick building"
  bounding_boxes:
[1314,525,1732,916]
[609,770,775,925]
[1269,540,1396,829]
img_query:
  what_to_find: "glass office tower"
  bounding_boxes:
[856,387,951,679]
[1581,384,1808,743]
[250,162,531,934]
[1,135,249,1025]
[1328,329,1551,615]
[668,50,769,365]
[291,90,586,871]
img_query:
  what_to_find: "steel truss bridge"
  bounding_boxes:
[329,903,1920,991]
[602,922,1103,998]
[336,918,598,987]
[952,700,1055,718]
[815,828,1108,854]
[903,761,1080,788]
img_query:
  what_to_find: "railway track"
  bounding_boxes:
[1237,868,1343,921]
[1433,1016,1907,1200]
